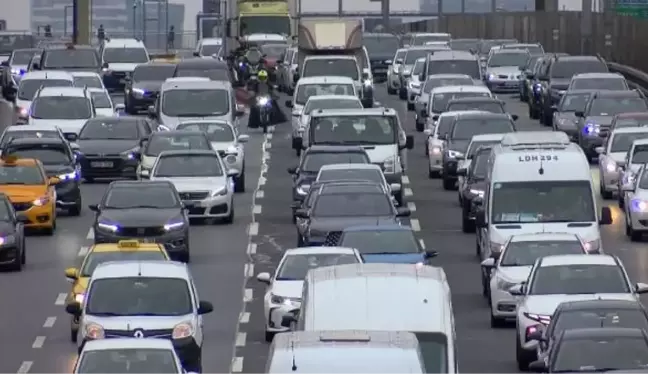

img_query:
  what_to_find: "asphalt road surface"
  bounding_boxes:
[4,86,647,373]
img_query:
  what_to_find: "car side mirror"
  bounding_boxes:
[193,51,200,57]
[432,114,440,121]
[287,166,297,174]
[635,283,648,294]
[114,103,125,112]
[599,206,613,225]
[140,169,150,179]
[197,300,214,315]
[595,146,605,155]
[385,59,392,64]
[528,360,547,373]
[88,204,99,212]
[48,177,60,185]
[362,71,369,80]
[292,137,303,150]
[65,302,82,316]
[227,169,240,177]
[256,272,271,284]
[64,267,78,280]
[281,312,298,328]
[424,250,439,258]
[508,284,524,296]
[15,212,29,223]
[31,62,40,70]
[404,135,414,150]
[294,209,308,218]
[480,257,495,268]
[147,105,156,118]
[285,100,293,108]
[102,62,109,69]
[575,111,584,118]
[396,207,411,217]
[396,58,403,64]
[456,168,467,176]
[511,114,518,121]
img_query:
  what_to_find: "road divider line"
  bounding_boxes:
[239,312,250,324]
[54,293,67,306]
[243,263,255,278]
[231,357,243,372]
[235,332,247,347]
[419,239,426,249]
[402,175,410,184]
[86,228,94,240]
[265,142,272,149]
[244,288,253,302]
[258,176,267,186]
[78,246,89,256]
[407,202,416,212]
[16,361,32,373]
[411,219,421,231]
[404,188,413,197]
[43,317,56,328]
[32,336,45,349]
[255,190,264,199]
[247,243,257,254]
[248,222,259,236]
[253,205,262,214]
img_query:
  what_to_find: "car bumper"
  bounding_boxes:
[266,301,301,332]
[15,204,55,228]
[490,288,518,318]
[486,79,520,91]
[629,211,648,230]
[0,241,20,265]
[222,155,244,174]
[442,159,459,178]
[183,194,233,218]
[126,92,157,109]
[428,146,443,169]
[80,157,139,178]
[55,180,81,207]
[94,228,189,259]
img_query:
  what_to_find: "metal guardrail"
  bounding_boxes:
[608,63,648,96]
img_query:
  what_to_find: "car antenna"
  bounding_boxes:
[291,340,297,371]
[538,157,544,175]
[137,262,142,276]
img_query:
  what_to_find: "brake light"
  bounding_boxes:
[526,325,540,338]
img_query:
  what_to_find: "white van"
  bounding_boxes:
[265,330,426,373]
[475,131,612,265]
[282,263,458,373]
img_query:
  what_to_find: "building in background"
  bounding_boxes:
[420,0,534,13]
[0,0,31,30]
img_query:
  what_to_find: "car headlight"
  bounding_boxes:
[58,170,77,180]
[487,73,495,80]
[131,88,145,96]
[0,235,16,246]
[121,149,137,160]
[271,293,300,305]
[97,221,119,232]
[74,293,85,304]
[164,220,185,231]
[172,322,194,339]
[431,146,442,155]
[18,107,28,117]
[533,83,542,92]
[447,150,463,159]
[225,146,239,156]
[469,189,484,197]
[256,96,270,106]
[604,159,617,173]
[363,79,373,87]
[583,239,601,253]
[85,323,105,339]
[384,156,400,173]
[297,184,310,195]
[496,276,517,291]
[211,186,228,197]
[490,240,504,254]
[583,123,599,135]
[32,196,50,206]
[523,312,552,325]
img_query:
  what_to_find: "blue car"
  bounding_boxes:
[326,224,437,264]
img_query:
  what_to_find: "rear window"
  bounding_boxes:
[550,60,608,79]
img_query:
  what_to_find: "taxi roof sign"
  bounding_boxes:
[1,154,19,164]
[117,240,140,250]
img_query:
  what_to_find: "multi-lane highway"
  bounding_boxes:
[5,83,648,373]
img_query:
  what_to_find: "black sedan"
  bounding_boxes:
[124,62,176,114]
[89,180,191,262]
[457,146,491,233]
[0,193,27,271]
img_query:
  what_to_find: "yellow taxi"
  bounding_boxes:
[0,155,58,235]
[64,240,170,342]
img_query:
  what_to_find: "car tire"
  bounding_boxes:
[600,181,612,200]
[399,89,407,100]
[619,195,625,209]
[516,334,536,371]
[407,102,414,111]
[234,171,246,193]
[223,205,234,224]
[462,209,475,233]
[395,189,404,206]
[387,86,396,95]
[8,248,21,271]
[416,121,424,132]
[70,327,78,343]
[265,330,275,343]
[442,177,455,190]
[297,234,304,247]
[21,240,25,265]
[490,312,506,328]
[69,199,82,216]
[476,237,481,258]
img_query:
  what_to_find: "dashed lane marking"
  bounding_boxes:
[244,288,253,302]
[54,293,67,306]
[43,317,56,328]
[78,246,89,256]
[32,336,45,349]
[410,218,421,232]
[248,222,259,236]
[402,175,410,184]
[231,357,243,372]
[253,205,262,214]
[419,239,426,249]
[255,190,264,199]
[17,361,32,373]
[243,263,255,278]
[86,228,94,240]
[404,188,413,197]
[235,332,247,347]
[407,202,416,212]
[247,243,257,254]
[239,312,250,324]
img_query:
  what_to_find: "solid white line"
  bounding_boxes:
[235,332,247,347]
[253,205,262,214]
[78,246,89,256]
[55,293,67,306]
[402,175,410,184]
[419,239,426,249]
[231,357,243,372]
[265,142,272,149]
[266,133,273,140]
[86,228,94,240]
[407,202,416,212]
[43,317,56,328]
[244,288,253,302]
[410,219,421,232]
[258,176,267,186]
[17,361,32,373]
[404,188,413,197]
[246,243,257,254]
[239,312,250,324]
[248,222,259,236]
[32,336,45,349]
[255,190,265,199]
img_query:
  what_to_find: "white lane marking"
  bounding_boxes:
[266,133,273,140]
[419,239,426,249]
[410,219,421,231]
[244,288,253,302]
[404,188,413,197]
[78,246,89,256]
[243,263,255,278]
[255,190,264,199]
[407,202,416,212]
[253,205,262,214]
[402,175,410,184]
[265,142,272,149]
[239,312,250,324]
[258,175,267,186]
[235,332,247,347]
[248,222,259,236]
[231,357,243,372]
[32,336,45,349]
[43,317,56,328]
[17,361,32,373]
[86,228,94,240]
[247,243,257,254]
[55,293,67,305]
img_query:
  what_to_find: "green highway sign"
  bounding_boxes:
[616,6,648,18]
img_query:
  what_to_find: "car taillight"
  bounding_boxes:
[526,325,540,340]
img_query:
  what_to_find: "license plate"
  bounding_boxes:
[375,68,387,73]
[91,161,113,168]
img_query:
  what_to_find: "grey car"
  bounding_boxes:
[483,49,530,93]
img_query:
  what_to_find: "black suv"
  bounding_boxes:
[457,146,491,233]
[537,55,608,125]
[29,44,100,73]
[125,62,176,114]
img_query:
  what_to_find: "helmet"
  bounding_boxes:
[258,69,268,81]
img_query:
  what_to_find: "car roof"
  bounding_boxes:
[92,260,189,280]
[243,33,286,41]
[557,299,644,312]
[86,87,108,93]
[157,150,219,157]
[439,110,488,118]
[200,38,223,45]
[297,76,354,84]
[616,112,648,119]
[22,71,74,80]
[37,86,87,97]
[428,50,477,60]
[427,74,473,80]
[310,108,397,117]
[5,124,61,132]
[319,163,381,171]
[136,61,176,68]
[108,180,174,189]
[432,85,489,93]
[592,90,640,98]
[4,137,66,147]
[564,89,594,95]
[284,246,359,256]
[539,254,617,267]
[162,79,231,90]
[492,48,529,54]
[306,145,367,153]
[561,327,646,340]
[177,119,234,126]
[103,38,145,47]
[448,97,502,103]
[611,127,648,134]
[510,232,580,242]
[573,72,623,79]
[151,130,206,137]
[82,338,175,351]
[470,133,507,141]
[555,55,603,61]
[86,116,141,123]
[306,95,360,102]
[631,138,648,146]
[70,71,101,77]
[343,224,411,232]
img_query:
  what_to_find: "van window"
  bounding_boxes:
[414,332,448,373]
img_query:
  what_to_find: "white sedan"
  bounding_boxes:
[623,163,648,241]
[256,247,362,342]
[596,127,648,199]
[71,71,105,89]
[88,88,123,117]
[74,338,184,373]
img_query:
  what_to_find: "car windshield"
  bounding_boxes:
[340,230,420,254]
[451,118,514,139]
[318,168,383,184]
[153,155,223,177]
[467,140,500,158]
[295,84,355,105]
[74,75,103,88]
[404,49,433,64]
[505,45,544,55]
[311,116,397,145]
[7,147,70,165]
[551,61,609,79]
[414,332,448,374]
[491,181,596,223]
[500,240,584,266]
[413,60,425,75]
[302,59,358,80]
[90,91,112,108]
[524,56,542,70]
[31,96,91,119]
[610,133,648,153]
[436,116,455,137]
[640,170,648,189]
[161,89,229,117]
[432,92,490,112]
[304,99,362,113]
[103,48,149,64]
[423,77,473,93]
[0,131,59,146]
[144,134,210,157]
[488,52,529,68]
[614,118,648,129]
[447,101,503,113]
[553,309,648,338]
[427,60,480,79]
[80,251,167,277]
[632,144,648,164]
[44,49,99,69]
[414,35,450,44]
[449,39,479,52]
[86,277,192,316]
[260,44,287,58]
[313,192,393,217]
[276,253,359,280]
[529,264,629,295]
[0,165,44,184]
[571,78,627,90]
[79,120,140,140]
[10,50,38,65]
[176,122,234,142]
[199,44,222,57]
[589,97,648,116]
[364,36,399,57]
[77,348,179,373]
[559,93,590,112]
[553,337,648,372]
[104,186,178,209]
[175,67,230,81]
[479,40,517,54]
[18,79,73,100]
[133,65,175,81]
[302,153,368,173]
[471,153,489,179]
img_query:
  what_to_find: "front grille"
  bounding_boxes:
[180,191,209,200]
[104,328,173,339]
[497,75,508,79]
[120,226,166,237]
[324,231,342,246]
[12,202,32,211]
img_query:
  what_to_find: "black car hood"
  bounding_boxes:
[0,221,17,235]
[78,139,139,155]
[295,171,317,186]
[42,164,75,177]
[310,216,397,232]
[133,81,163,92]
[548,78,570,90]
[99,208,181,226]
[447,139,470,153]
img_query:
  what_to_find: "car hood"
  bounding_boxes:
[447,139,470,153]
[160,114,231,129]
[310,216,397,232]
[498,266,532,283]
[523,294,637,316]
[486,66,522,76]
[28,119,88,134]
[608,152,627,164]
[107,63,139,72]
[133,81,163,92]
[42,164,75,177]
[99,208,180,226]
[272,280,303,298]
[585,115,614,126]
[151,176,227,192]
[0,185,47,201]
[209,141,237,153]
[362,253,426,264]
[78,139,139,154]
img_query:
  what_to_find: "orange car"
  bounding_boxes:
[0,155,59,235]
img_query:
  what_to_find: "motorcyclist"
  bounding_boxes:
[248,70,286,132]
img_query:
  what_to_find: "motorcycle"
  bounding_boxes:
[256,94,271,133]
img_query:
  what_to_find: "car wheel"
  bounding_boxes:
[70,327,78,343]
[516,333,536,371]
[442,177,455,190]
[462,209,475,233]
[416,121,424,132]
[387,86,396,95]
[223,204,234,224]
[600,181,612,200]
[619,195,625,209]
[490,312,506,328]
[407,102,414,111]
[21,240,25,265]
[234,171,245,193]
[69,199,82,216]
[265,330,275,342]
[395,189,404,206]
[8,248,21,271]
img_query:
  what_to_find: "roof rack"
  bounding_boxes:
[500,131,571,149]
